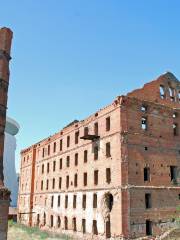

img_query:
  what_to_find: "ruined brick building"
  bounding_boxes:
[18,72,180,239]
[0,27,13,240]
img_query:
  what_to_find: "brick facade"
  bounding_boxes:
[18,72,180,239]
[0,27,13,240]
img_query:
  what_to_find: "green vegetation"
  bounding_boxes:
[8,221,71,240]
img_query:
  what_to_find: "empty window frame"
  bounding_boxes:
[160,85,165,99]
[48,145,50,155]
[73,217,77,232]
[178,91,180,102]
[47,162,50,173]
[59,177,62,189]
[82,219,86,233]
[52,178,55,189]
[82,194,86,209]
[144,167,150,182]
[169,87,175,101]
[173,123,178,136]
[106,142,111,157]
[66,175,69,189]
[74,174,78,187]
[64,216,68,230]
[42,164,44,174]
[66,156,70,167]
[75,153,78,166]
[43,212,46,226]
[94,146,98,160]
[75,131,79,144]
[94,122,98,136]
[46,179,49,190]
[94,170,98,185]
[41,180,43,190]
[146,220,152,236]
[93,193,97,208]
[145,193,152,209]
[53,142,56,153]
[73,195,77,209]
[67,136,70,148]
[141,117,147,130]
[106,168,111,184]
[58,195,61,207]
[42,148,45,158]
[106,117,110,131]
[59,158,62,169]
[84,127,89,136]
[84,172,87,186]
[57,216,61,228]
[65,195,68,208]
[141,105,148,112]
[173,112,178,118]
[92,220,98,235]
[84,150,88,163]
[53,161,56,171]
[51,196,54,208]
[170,166,178,183]
[60,139,63,151]
[50,215,54,228]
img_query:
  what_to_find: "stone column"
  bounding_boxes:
[0,27,13,240]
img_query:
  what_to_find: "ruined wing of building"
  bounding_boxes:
[0,27,13,240]
[18,72,180,239]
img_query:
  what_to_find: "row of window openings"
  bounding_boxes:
[143,166,178,183]
[39,215,97,235]
[50,193,98,210]
[160,85,180,102]
[50,192,178,211]
[40,168,111,191]
[41,142,111,174]
[42,117,111,158]
[141,116,179,136]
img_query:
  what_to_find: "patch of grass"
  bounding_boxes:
[8,221,72,240]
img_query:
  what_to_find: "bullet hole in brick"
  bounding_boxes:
[136,163,138,166]
[144,146,148,151]
[161,164,163,167]
[136,172,138,175]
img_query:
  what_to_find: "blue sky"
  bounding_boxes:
[1,0,180,172]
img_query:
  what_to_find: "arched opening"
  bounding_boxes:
[105,193,114,212]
